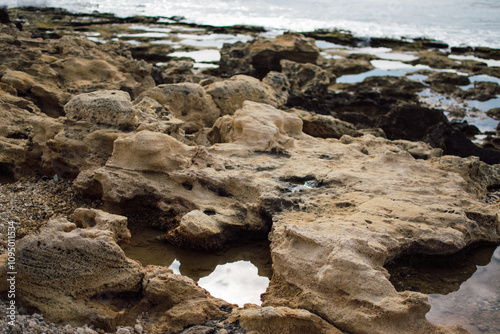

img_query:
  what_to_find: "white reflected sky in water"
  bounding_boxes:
[426,247,500,334]
[197,260,270,306]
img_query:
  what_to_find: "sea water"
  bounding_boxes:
[5,0,500,48]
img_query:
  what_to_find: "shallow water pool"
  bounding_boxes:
[122,226,272,306]
[387,244,500,334]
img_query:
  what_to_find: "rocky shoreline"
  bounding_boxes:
[1,6,500,334]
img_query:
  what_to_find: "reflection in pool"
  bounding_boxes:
[386,244,500,334]
[122,226,272,306]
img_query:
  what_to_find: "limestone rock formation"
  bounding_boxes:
[142,266,230,333]
[0,216,144,330]
[291,108,361,139]
[106,130,195,173]
[135,83,220,133]
[65,90,139,130]
[219,33,320,78]
[208,101,304,153]
[70,208,132,245]
[229,306,343,334]
[204,74,288,115]
[262,147,499,334]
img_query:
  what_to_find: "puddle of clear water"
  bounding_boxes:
[336,68,406,83]
[448,54,500,68]
[426,246,500,334]
[315,40,350,50]
[168,49,221,63]
[336,60,431,83]
[349,47,418,62]
[386,244,500,334]
[466,97,500,112]
[459,75,500,91]
[406,73,429,82]
[371,59,430,71]
[129,25,173,33]
[122,226,272,306]
[117,32,171,39]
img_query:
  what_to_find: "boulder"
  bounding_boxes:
[142,266,230,333]
[291,109,361,139]
[106,130,195,173]
[208,100,304,153]
[64,90,139,130]
[219,33,320,78]
[135,83,219,133]
[0,216,144,330]
[280,59,331,110]
[204,74,288,115]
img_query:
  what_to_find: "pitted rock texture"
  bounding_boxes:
[0,216,144,330]
[135,83,219,133]
[64,90,139,129]
[219,33,320,78]
[204,74,289,115]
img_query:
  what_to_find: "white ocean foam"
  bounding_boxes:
[5,0,500,49]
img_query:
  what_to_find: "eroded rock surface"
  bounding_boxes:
[219,32,320,78]
[2,13,500,334]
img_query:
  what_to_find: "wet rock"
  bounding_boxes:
[458,81,500,102]
[291,109,361,139]
[129,43,174,63]
[325,56,374,76]
[142,266,230,333]
[204,74,288,115]
[424,71,470,86]
[135,83,219,133]
[280,59,331,110]
[229,305,343,334]
[410,51,458,69]
[303,29,361,47]
[377,104,500,164]
[219,32,320,78]
[486,108,500,121]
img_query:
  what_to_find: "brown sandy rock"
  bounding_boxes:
[106,130,195,173]
[262,146,499,334]
[142,266,231,333]
[208,100,304,153]
[135,83,220,133]
[204,74,289,115]
[64,90,139,130]
[70,208,132,245]
[229,305,343,334]
[0,216,144,330]
[291,108,361,139]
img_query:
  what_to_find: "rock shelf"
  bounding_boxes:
[1,7,500,334]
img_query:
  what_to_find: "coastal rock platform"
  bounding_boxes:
[1,7,500,334]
